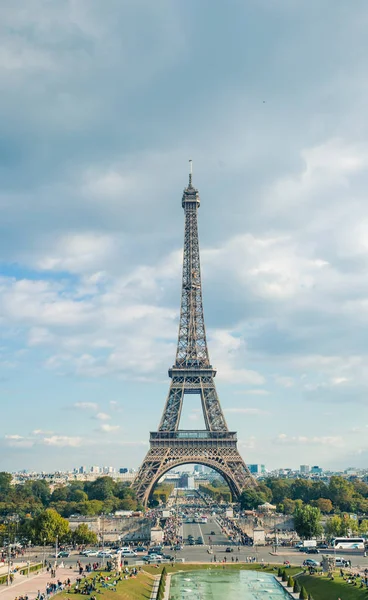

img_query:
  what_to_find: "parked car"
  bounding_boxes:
[306,548,320,554]
[210,531,216,536]
[148,547,163,555]
[196,537,204,545]
[335,557,349,568]
[188,540,195,546]
[97,551,113,558]
[58,551,70,558]
[121,550,137,557]
[303,559,319,567]
[143,554,162,563]
[317,543,329,549]
[173,545,182,551]
[225,547,233,553]
[133,547,147,553]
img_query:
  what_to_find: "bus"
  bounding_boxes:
[332,537,365,550]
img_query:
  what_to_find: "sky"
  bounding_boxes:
[1,0,368,473]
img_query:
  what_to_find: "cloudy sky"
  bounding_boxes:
[1,0,368,473]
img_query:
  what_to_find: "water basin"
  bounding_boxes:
[169,569,289,599]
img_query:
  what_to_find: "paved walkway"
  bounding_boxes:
[0,567,79,600]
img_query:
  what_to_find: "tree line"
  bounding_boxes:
[0,472,141,519]
[240,476,368,515]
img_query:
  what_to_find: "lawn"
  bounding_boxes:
[57,563,302,600]
[58,571,154,600]
[298,573,368,600]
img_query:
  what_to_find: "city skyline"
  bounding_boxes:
[1,2,368,472]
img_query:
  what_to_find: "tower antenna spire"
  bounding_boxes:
[189,159,192,186]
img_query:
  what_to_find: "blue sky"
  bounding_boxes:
[1,0,368,472]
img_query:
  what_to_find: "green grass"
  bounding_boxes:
[57,563,302,600]
[298,573,368,600]
[58,571,154,600]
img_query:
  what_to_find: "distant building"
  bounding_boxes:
[90,466,101,474]
[311,465,323,475]
[248,464,266,474]
[119,468,128,474]
[194,465,204,474]
[300,465,310,474]
[79,466,87,474]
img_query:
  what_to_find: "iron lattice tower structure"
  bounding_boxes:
[133,163,256,505]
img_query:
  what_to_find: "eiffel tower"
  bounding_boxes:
[133,162,256,506]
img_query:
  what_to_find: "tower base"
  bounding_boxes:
[132,430,255,506]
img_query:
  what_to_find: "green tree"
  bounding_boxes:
[69,489,88,503]
[50,487,69,503]
[359,519,368,535]
[290,479,313,503]
[78,500,104,516]
[287,575,294,588]
[264,478,292,504]
[325,515,342,537]
[30,508,71,544]
[293,580,300,594]
[86,477,116,501]
[282,570,287,582]
[328,476,354,511]
[0,473,12,497]
[72,523,98,545]
[239,488,267,510]
[280,498,296,515]
[294,504,322,539]
[314,498,333,514]
[299,585,308,599]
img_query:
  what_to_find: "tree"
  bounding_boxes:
[264,478,292,504]
[291,480,314,503]
[281,498,296,515]
[287,575,294,588]
[282,570,287,582]
[294,505,322,539]
[299,585,308,599]
[72,523,98,545]
[328,476,354,511]
[315,498,333,514]
[359,520,368,535]
[69,489,88,503]
[30,508,71,544]
[0,473,12,497]
[239,488,267,510]
[86,477,116,501]
[325,515,342,537]
[293,580,300,594]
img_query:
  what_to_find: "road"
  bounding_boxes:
[29,544,367,572]
[182,516,229,546]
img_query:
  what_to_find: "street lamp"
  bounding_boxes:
[43,538,46,568]
[55,535,58,567]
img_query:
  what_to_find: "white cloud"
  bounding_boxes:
[99,424,120,433]
[42,435,82,447]
[275,377,294,388]
[224,408,270,416]
[233,389,269,396]
[73,402,98,411]
[95,412,111,421]
[32,429,54,435]
[274,433,344,448]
